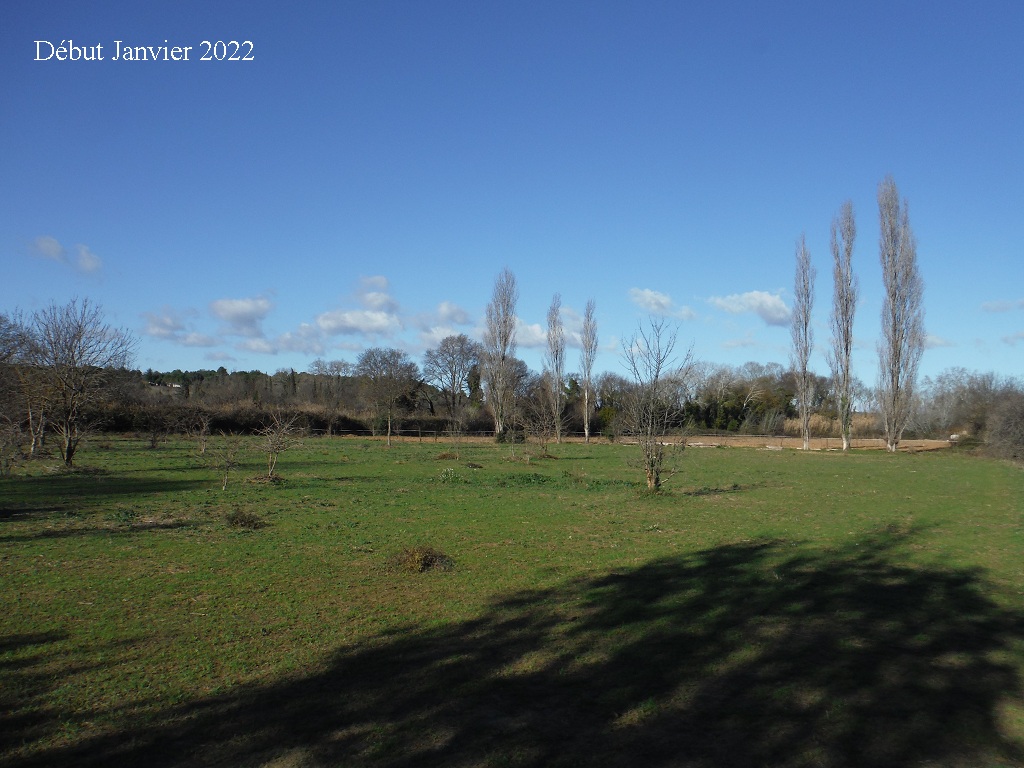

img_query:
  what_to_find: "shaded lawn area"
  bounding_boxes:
[6,533,1024,767]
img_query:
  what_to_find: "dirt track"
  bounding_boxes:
[675,435,952,452]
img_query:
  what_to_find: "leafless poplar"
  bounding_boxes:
[579,299,598,443]
[877,175,925,452]
[543,293,566,442]
[482,268,519,438]
[790,233,816,450]
[828,200,858,451]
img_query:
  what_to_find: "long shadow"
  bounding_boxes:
[0,475,208,521]
[8,533,1024,767]
[0,520,197,543]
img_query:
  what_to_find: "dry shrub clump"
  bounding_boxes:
[225,508,266,530]
[391,546,454,573]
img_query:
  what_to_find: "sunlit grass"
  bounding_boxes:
[1,436,1022,766]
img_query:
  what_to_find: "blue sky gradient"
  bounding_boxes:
[3,1,1023,384]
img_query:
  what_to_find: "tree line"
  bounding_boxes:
[2,176,1023,475]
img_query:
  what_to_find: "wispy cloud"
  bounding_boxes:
[1002,331,1024,346]
[722,333,759,349]
[628,288,696,320]
[31,235,103,273]
[141,307,218,347]
[75,245,102,273]
[982,299,1024,312]
[925,334,954,349]
[32,235,64,261]
[708,291,790,327]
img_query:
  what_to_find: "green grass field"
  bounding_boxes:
[2,436,1023,767]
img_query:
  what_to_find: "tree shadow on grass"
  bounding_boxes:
[0,476,210,527]
[10,533,1024,767]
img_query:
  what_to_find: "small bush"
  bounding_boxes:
[225,508,266,530]
[437,467,463,483]
[391,546,454,573]
[987,393,1024,461]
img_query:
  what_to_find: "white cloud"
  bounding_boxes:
[628,288,696,320]
[516,318,547,348]
[1002,331,1024,346]
[181,332,219,348]
[357,276,399,312]
[142,309,186,340]
[313,276,403,340]
[437,301,470,325]
[210,296,273,337]
[418,325,458,348]
[708,291,790,326]
[316,309,401,336]
[982,299,1024,312]
[238,338,277,354]
[276,324,326,356]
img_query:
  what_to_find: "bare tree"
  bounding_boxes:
[423,334,480,439]
[520,373,559,455]
[543,293,566,443]
[183,407,213,455]
[987,391,1024,460]
[828,200,858,451]
[621,318,691,490]
[29,298,136,466]
[0,312,24,364]
[0,313,29,460]
[482,268,519,438]
[877,176,925,452]
[356,347,420,447]
[790,233,816,450]
[208,431,246,491]
[579,299,598,443]
[256,411,302,477]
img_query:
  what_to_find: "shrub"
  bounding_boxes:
[225,508,266,530]
[391,546,454,573]
[987,392,1024,461]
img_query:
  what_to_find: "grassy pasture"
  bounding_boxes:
[2,436,1023,767]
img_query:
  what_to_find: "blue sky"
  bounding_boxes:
[3,1,1023,386]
